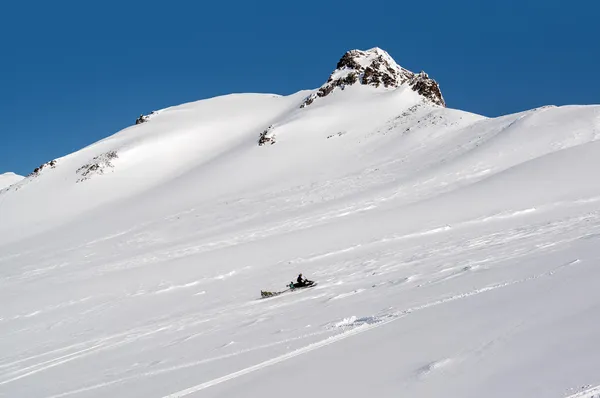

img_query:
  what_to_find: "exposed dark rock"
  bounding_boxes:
[342,72,358,85]
[336,51,362,70]
[258,125,276,146]
[327,131,346,139]
[301,48,445,108]
[318,84,336,98]
[29,159,58,177]
[76,151,118,182]
[135,111,157,125]
[300,72,359,108]
[409,72,445,107]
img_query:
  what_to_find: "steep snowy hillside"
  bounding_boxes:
[1,49,600,398]
[0,172,23,190]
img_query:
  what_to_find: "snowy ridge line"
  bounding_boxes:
[44,328,334,398]
[565,385,600,398]
[161,258,583,397]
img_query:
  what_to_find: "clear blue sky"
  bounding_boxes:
[1,0,598,175]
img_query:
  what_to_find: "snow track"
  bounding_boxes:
[161,321,388,397]
[161,258,583,397]
[44,329,333,398]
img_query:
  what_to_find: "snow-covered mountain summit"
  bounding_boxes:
[301,47,445,107]
[1,48,600,398]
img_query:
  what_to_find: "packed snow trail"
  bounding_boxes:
[160,257,586,397]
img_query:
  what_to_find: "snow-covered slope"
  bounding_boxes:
[1,49,600,398]
[0,172,23,190]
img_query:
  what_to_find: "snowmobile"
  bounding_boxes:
[260,280,317,299]
[289,279,316,289]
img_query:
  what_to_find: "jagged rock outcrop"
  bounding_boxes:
[135,111,158,125]
[29,159,58,177]
[135,114,148,125]
[301,48,445,108]
[76,151,118,182]
[258,125,276,146]
[409,72,444,106]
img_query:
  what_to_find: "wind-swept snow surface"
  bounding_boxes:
[1,49,600,397]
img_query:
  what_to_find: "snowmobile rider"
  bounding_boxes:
[296,273,309,287]
[288,273,313,289]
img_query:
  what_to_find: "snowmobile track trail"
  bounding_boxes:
[161,259,582,397]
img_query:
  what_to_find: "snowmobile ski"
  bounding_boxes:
[290,281,317,291]
[260,281,317,299]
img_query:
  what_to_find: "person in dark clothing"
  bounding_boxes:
[293,273,312,288]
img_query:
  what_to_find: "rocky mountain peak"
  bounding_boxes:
[301,48,445,108]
